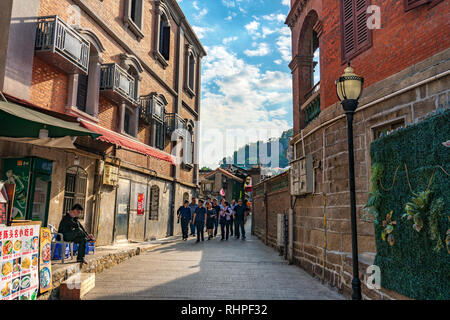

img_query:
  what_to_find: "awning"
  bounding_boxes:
[0,136,76,149]
[0,101,100,138]
[80,120,176,165]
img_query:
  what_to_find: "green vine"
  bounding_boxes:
[363,162,384,224]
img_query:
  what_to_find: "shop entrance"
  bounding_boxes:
[115,178,130,241]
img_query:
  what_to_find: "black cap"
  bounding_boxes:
[71,204,84,211]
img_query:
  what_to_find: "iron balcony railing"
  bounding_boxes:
[304,94,321,126]
[165,113,187,136]
[304,81,320,101]
[100,63,137,104]
[35,16,90,74]
[139,96,165,124]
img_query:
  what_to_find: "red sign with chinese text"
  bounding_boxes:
[137,193,144,216]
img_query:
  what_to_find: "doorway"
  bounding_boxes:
[115,178,130,241]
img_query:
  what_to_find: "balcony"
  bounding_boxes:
[35,16,90,74]
[302,82,321,126]
[139,96,165,124]
[165,113,186,137]
[100,63,137,105]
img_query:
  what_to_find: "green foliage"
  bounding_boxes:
[429,198,445,252]
[363,163,384,224]
[371,110,450,300]
[402,190,432,233]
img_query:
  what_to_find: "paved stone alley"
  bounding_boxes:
[84,220,345,300]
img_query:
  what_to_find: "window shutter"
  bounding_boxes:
[355,0,370,49]
[162,26,170,60]
[76,74,88,112]
[341,0,356,60]
[341,0,372,61]
[404,0,430,11]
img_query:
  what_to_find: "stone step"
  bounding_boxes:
[60,273,95,300]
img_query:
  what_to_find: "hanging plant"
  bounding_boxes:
[402,190,432,232]
[381,210,397,246]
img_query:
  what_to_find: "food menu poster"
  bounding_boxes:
[39,227,52,294]
[0,225,40,300]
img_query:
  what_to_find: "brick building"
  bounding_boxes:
[252,0,449,299]
[0,0,206,245]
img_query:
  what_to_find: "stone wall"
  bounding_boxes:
[253,172,290,250]
[253,48,449,300]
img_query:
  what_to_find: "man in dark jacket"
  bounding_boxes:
[233,199,250,240]
[58,204,95,264]
[177,200,192,241]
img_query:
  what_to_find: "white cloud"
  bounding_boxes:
[223,36,238,45]
[244,20,260,34]
[244,43,270,57]
[199,45,292,167]
[274,59,283,65]
[282,0,290,6]
[262,13,286,23]
[276,34,291,62]
[192,26,214,39]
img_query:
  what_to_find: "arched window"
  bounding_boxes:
[184,124,194,166]
[188,53,195,90]
[149,185,160,220]
[63,166,88,219]
[159,14,170,60]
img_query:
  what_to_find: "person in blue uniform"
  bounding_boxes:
[177,200,192,241]
[206,202,217,240]
[233,199,250,240]
[188,197,198,237]
[192,199,207,243]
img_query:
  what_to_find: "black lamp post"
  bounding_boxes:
[335,62,364,300]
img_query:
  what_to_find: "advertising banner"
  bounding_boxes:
[39,227,52,294]
[137,193,145,216]
[0,224,40,300]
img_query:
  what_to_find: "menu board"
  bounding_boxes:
[39,227,52,294]
[0,225,40,300]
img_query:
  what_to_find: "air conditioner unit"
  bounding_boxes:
[103,164,119,186]
[290,154,313,196]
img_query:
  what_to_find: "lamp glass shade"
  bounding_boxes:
[335,66,364,101]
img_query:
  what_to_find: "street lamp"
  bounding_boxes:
[335,62,364,300]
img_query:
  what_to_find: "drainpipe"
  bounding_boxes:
[264,190,268,245]
[289,195,298,265]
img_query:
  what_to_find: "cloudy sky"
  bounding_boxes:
[177,0,294,168]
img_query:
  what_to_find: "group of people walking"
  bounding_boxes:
[177,197,250,243]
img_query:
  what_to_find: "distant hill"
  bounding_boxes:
[220,128,293,170]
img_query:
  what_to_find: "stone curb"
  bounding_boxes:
[38,237,180,300]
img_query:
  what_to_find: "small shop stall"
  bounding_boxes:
[0,182,52,300]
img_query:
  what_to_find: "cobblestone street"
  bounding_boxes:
[84,220,345,300]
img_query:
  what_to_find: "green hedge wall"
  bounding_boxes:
[370,110,449,300]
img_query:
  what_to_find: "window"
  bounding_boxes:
[124,0,144,40]
[153,5,171,67]
[183,125,194,166]
[183,192,190,203]
[153,120,165,150]
[404,0,443,11]
[340,0,372,62]
[149,185,159,220]
[159,16,170,61]
[188,53,195,91]
[372,118,406,140]
[76,73,88,112]
[63,166,88,219]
